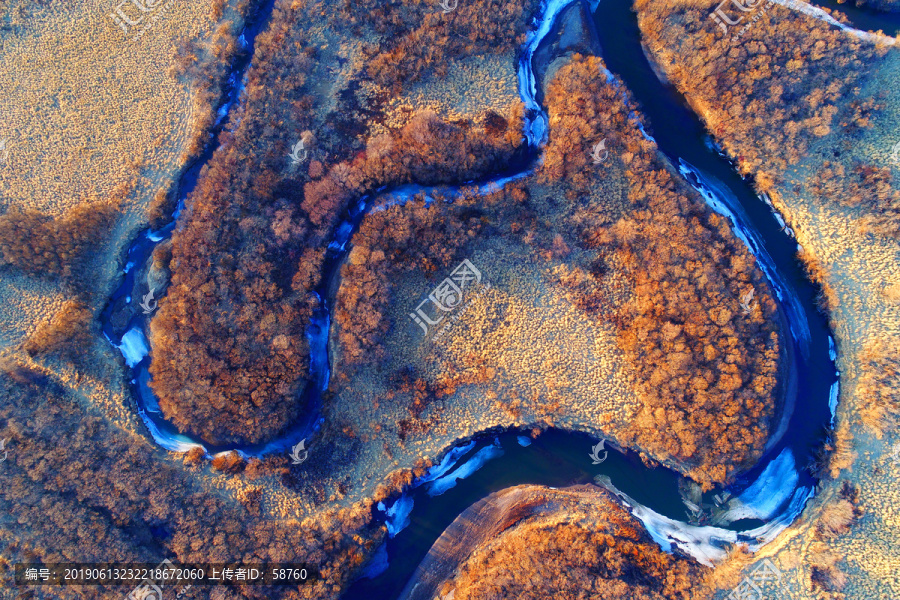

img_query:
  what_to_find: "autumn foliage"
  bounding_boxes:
[341,0,541,92]
[334,174,528,367]
[151,45,524,445]
[0,201,118,283]
[21,300,94,363]
[635,0,887,186]
[542,55,781,487]
[443,486,711,600]
[0,366,381,600]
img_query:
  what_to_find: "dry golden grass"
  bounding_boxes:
[818,501,856,538]
[857,338,900,434]
[0,0,249,354]
[421,485,713,600]
[376,53,522,132]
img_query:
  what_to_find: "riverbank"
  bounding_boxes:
[0,1,851,599]
[0,0,257,390]
[637,1,900,597]
[398,484,714,600]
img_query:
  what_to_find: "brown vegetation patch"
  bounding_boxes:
[811,161,900,238]
[334,176,529,368]
[636,0,887,185]
[429,485,712,600]
[542,55,781,487]
[20,300,94,364]
[151,97,523,445]
[0,201,119,285]
[0,362,381,599]
[342,0,541,93]
[857,337,900,433]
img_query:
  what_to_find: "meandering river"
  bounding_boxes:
[98,0,899,596]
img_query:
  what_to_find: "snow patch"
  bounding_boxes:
[770,0,896,44]
[118,328,149,367]
[427,440,504,496]
[379,496,415,537]
[415,440,477,486]
[139,410,206,454]
[519,0,579,146]
[829,378,840,427]
[596,475,813,566]
[732,448,798,521]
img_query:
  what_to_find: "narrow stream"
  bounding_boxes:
[96,0,897,596]
[342,0,854,596]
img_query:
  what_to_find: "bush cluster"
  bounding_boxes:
[0,366,381,599]
[636,0,887,186]
[0,201,118,283]
[152,44,524,445]
[542,55,781,487]
[339,0,541,93]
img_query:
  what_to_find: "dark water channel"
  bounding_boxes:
[343,0,865,596]
[94,0,900,597]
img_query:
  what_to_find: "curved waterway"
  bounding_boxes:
[806,0,900,35]
[98,0,894,595]
[348,0,847,595]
